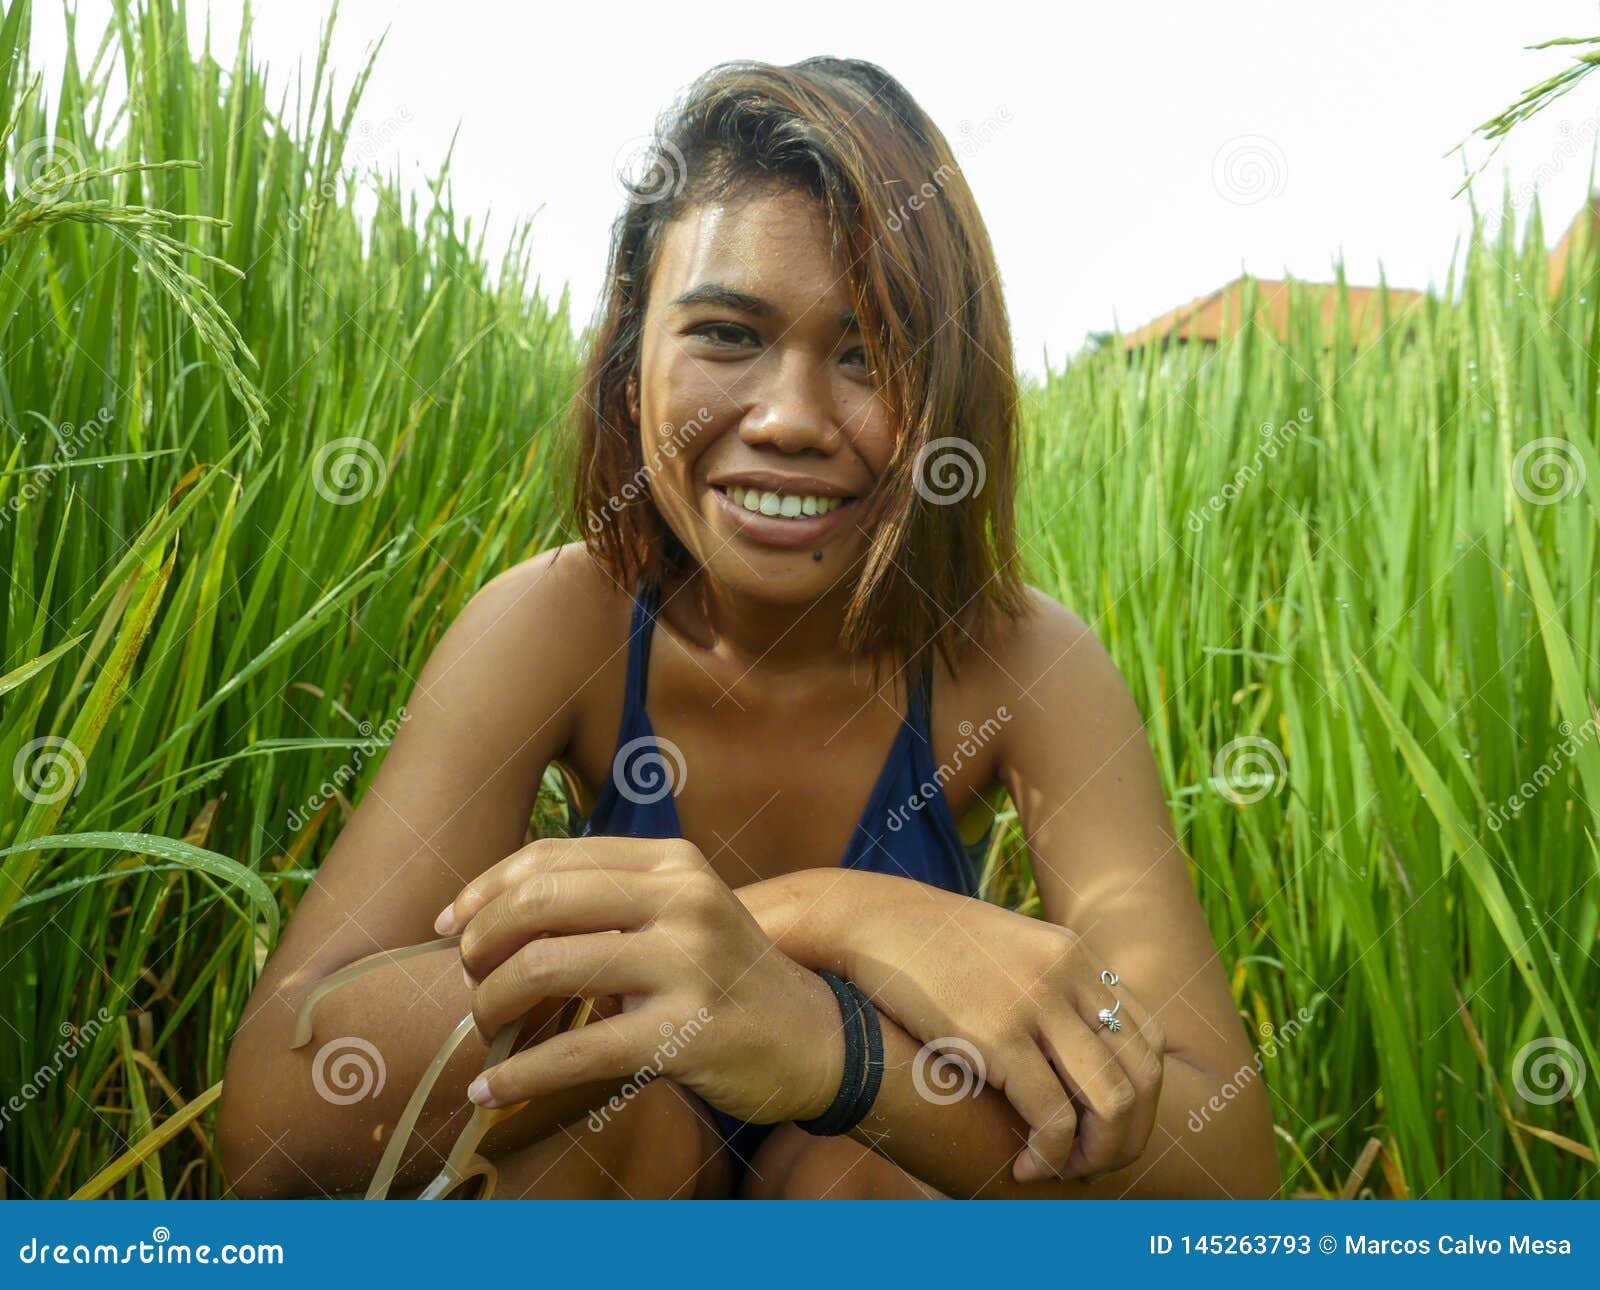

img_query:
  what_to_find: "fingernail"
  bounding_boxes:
[434,905,457,934]
[468,1075,495,1106]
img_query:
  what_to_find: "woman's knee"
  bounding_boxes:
[740,1123,943,1199]
[519,1077,732,1199]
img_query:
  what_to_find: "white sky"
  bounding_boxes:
[31,1,1600,375]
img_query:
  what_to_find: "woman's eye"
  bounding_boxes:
[841,346,868,370]
[692,323,756,349]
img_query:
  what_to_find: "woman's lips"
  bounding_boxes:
[710,485,861,549]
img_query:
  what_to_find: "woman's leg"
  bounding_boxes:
[396,1078,735,1199]
[738,1122,946,1199]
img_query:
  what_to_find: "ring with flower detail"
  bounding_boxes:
[1097,970,1124,1032]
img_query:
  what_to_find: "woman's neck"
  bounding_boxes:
[667,567,863,676]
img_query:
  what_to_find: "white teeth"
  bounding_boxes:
[727,487,846,518]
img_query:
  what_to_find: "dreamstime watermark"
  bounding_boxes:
[585,1009,715,1133]
[311,437,388,505]
[2,406,115,530]
[1482,116,1600,241]
[1187,1005,1315,1132]
[613,134,689,206]
[952,105,1013,161]
[1211,135,1288,206]
[310,1036,386,1105]
[12,736,87,806]
[612,734,687,806]
[886,706,1011,832]
[17,1226,285,1267]
[884,105,1012,232]
[10,135,88,206]
[1512,437,1586,505]
[0,1007,113,1132]
[914,436,986,505]
[586,407,711,535]
[1486,716,1599,832]
[1185,407,1311,532]
[285,707,410,833]
[1512,1036,1586,1106]
[285,106,414,232]
[1211,736,1287,805]
[911,1036,987,1105]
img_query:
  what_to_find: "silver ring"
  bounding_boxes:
[1096,998,1123,1034]
[1100,969,1119,986]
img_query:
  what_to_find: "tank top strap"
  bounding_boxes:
[624,581,661,712]
[904,649,937,755]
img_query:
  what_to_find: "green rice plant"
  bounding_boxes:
[0,0,580,1197]
[2,0,1596,1202]
[1017,225,1600,1196]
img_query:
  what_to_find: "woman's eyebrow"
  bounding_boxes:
[670,282,858,328]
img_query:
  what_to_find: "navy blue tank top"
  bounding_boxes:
[576,583,989,1180]
[581,582,987,894]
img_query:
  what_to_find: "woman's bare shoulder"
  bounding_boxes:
[958,585,1138,734]
[466,541,633,635]
[966,585,1105,678]
[409,542,634,735]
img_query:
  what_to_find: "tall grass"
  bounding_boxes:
[1,0,1595,1200]
[1015,241,1600,1198]
[0,0,579,1198]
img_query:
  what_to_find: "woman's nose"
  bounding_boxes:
[738,354,843,455]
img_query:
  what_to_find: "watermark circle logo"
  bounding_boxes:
[311,1036,387,1105]
[613,134,688,205]
[1211,135,1288,206]
[13,136,87,205]
[612,735,687,805]
[1512,1036,1586,1105]
[1512,438,1585,505]
[151,1226,171,1244]
[1211,736,1287,804]
[911,1037,987,1105]
[13,736,86,805]
[913,437,986,505]
[312,437,387,505]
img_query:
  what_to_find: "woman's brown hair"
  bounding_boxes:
[572,56,1027,677]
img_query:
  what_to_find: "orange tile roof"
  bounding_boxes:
[1122,277,1425,350]
[1124,194,1600,350]
[1547,196,1600,295]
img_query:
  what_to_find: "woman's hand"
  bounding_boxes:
[433,838,845,1125]
[744,869,1166,1183]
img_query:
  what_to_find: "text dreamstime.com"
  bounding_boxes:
[17,1231,285,1266]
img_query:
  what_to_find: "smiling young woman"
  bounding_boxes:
[215,58,1278,1201]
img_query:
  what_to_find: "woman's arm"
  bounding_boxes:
[738,595,1280,1197]
[215,547,633,1198]
[427,589,1275,1199]
[741,869,1278,1197]
[443,836,1275,1200]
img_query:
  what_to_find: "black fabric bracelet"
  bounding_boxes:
[796,971,886,1136]
[843,980,884,1131]
[796,970,868,1137]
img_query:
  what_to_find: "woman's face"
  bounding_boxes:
[630,184,895,608]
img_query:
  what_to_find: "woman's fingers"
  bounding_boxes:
[995,1044,1079,1182]
[471,930,657,1035]
[468,1010,664,1107]
[1050,981,1164,1179]
[1108,997,1165,1175]
[436,836,664,933]
[461,868,670,983]
[1033,1013,1140,1180]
